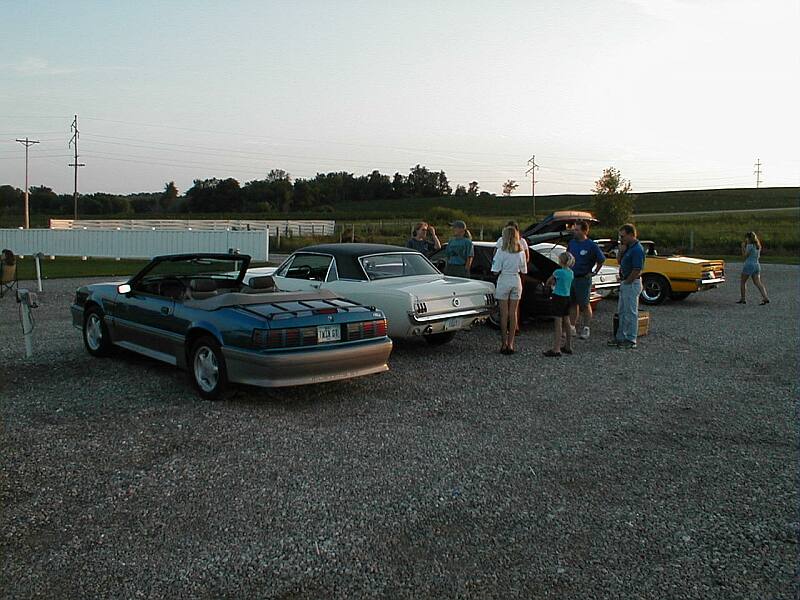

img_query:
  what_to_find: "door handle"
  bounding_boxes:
[161,307,171,315]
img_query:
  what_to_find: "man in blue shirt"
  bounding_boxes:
[566,221,605,340]
[609,223,646,349]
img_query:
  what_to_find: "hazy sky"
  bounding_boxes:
[1,0,798,196]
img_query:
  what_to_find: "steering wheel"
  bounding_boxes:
[298,265,312,278]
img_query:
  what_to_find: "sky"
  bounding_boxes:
[0,0,798,196]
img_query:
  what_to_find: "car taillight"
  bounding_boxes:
[347,319,388,340]
[375,319,388,337]
[253,328,317,349]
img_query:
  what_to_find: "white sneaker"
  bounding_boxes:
[569,325,577,336]
[579,326,590,340]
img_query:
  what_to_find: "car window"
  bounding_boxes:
[359,253,439,280]
[277,254,333,281]
[326,259,339,282]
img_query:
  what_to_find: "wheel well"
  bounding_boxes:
[184,328,217,361]
[83,301,102,317]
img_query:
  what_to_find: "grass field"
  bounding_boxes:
[2,187,797,266]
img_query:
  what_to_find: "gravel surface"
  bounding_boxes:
[1,264,797,599]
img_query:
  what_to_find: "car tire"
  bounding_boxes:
[670,292,691,301]
[189,336,228,400]
[641,274,670,305]
[83,307,114,357]
[424,331,457,346]
[487,310,501,329]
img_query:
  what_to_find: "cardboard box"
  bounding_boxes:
[613,311,650,337]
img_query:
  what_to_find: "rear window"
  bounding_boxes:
[359,253,438,280]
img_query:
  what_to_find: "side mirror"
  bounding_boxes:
[117,283,132,295]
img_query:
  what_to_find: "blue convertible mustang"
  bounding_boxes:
[71,253,393,399]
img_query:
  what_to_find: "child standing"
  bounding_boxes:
[543,251,575,357]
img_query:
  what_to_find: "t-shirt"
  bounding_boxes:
[552,267,574,297]
[619,240,645,279]
[446,237,474,266]
[491,248,527,276]
[566,238,605,277]
[496,237,530,260]
[406,238,435,254]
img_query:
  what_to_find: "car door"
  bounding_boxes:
[272,253,335,292]
[115,280,179,353]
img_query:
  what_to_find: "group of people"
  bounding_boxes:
[407,218,647,355]
[408,218,771,355]
[489,220,645,355]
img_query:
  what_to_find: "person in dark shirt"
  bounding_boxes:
[608,223,646,349]
[566,221,605,340]
[406,221,441,255]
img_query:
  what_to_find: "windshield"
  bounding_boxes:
[359,253,439,280]
[140,257,245,282]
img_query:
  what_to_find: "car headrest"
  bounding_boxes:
[190,278,217,292]
[249,275,276,290]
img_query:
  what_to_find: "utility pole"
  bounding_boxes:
[526,155,539,219]
[15,137,40,229]
[753,158,763,189]
[68,115,85,220]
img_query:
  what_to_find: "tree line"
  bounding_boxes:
[0,165,495,217]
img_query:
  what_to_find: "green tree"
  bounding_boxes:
[592,167,634,227]
[502,179,519,196]
[454,184,467,197]
[160,181,179,212]
[467,181,479,197]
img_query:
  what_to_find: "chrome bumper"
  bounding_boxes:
[223,338,393,388]
[697,277,726,289]
[406,307,491,336]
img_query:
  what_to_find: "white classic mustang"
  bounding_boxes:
[246,243,496,345]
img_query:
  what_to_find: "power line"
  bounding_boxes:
[753,158,763,188]
[15,137,40,229]
[69,115,85,219]
[526,155,539,218]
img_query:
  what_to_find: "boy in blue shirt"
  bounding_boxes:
[608,223,646,349]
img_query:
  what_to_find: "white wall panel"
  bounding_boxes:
[0,229,270,261]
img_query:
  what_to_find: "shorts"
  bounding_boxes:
[742,262,760,276]
[495,276,522,300]
[550,294,571,317]
[570,274,592,306]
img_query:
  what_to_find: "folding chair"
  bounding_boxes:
[0,262,18,298]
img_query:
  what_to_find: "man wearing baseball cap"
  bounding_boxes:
[443,220,474,277]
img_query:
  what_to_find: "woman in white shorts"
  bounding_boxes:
[491,226,528,354]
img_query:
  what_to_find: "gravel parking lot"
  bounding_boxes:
[1,264,797,599]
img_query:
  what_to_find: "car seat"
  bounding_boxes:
[188,278,218,300]
[248,275,277,292]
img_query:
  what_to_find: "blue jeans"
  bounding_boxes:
[616,279,642,342]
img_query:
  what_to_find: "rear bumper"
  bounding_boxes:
[697,277,725,290]
[222,338,393,388]
[405,307,491,336]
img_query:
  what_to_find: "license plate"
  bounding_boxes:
[444,317,463,331]
[317,324,341,343]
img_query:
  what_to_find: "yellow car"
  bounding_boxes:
[597,239,726,305]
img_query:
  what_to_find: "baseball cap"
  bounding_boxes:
[449,220,467,229]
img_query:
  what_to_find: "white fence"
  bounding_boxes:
[50,219,335,237]
[0,228,270,261]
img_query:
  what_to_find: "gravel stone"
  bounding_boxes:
[1,264,797,599]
